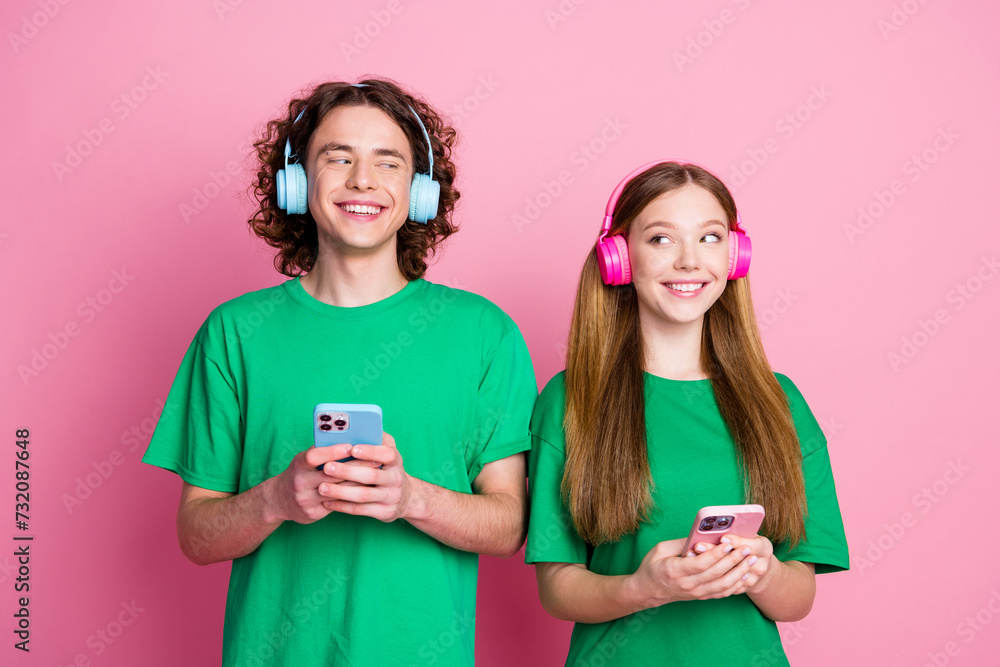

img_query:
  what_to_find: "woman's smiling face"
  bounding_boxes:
[626,184,731,332]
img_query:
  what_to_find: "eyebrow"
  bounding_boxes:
[643,219,728,231]
[315,142,407,162]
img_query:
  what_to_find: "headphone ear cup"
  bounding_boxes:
[288,163,308,215]
[408,173,441,224]
[277,164,308,215]
[728,229,752,279]
[597,234,632,285]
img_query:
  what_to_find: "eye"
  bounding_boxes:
[702,232,724,243]
[325,153,350,165]
[650,234,673,245]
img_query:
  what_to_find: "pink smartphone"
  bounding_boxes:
[682,504,765,555]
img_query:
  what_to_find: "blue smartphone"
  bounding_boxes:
[313,403,383,463]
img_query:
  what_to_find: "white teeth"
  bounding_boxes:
[342,204,381,215]
[666,283,705,292]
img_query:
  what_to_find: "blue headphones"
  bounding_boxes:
[276,86,441,224]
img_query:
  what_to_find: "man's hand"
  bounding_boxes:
[316,432,416,522]
[265,442,364,524]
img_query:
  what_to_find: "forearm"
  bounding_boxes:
[747,559,816,622]
[403,476,526,558]
[177,480,284,565]
[536,562,650,623]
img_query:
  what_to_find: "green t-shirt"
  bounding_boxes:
[143,278,538,666]
[526,372,849,667]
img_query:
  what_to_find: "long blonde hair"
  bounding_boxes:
[563,163,806,546]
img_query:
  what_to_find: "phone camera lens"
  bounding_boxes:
[717,518,731,528]
[334,419,347,427]
[319,423,332,431]
[319,414,332,422]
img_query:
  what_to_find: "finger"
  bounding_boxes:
[322,461,387,486]
[330,458,381,472]
[322,499,392,522]
[698,552,757,598]
[669,543,729,575]
[694,542,752,580]
[319,453,383,476]
[304,444,354,469]
[724,534,772,557]
[319,480,389,504]
[348,443,398,467]
[717,549,757,587]
[651,538,688,559]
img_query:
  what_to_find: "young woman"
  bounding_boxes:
[526,161,848,665]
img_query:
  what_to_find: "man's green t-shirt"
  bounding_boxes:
[526,372,849,667]
[143,278,537,666]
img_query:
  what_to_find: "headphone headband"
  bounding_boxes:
[600,160,748,237]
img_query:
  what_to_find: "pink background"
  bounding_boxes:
[4,0,999,665]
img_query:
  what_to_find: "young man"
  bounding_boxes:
[143,79,537,666]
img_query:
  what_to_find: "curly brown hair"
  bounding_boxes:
[248,78,460,279]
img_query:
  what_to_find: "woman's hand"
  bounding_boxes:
[626,536,758,609]
[697,534,817,622]
[693,534,774,591]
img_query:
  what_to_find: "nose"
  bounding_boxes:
[347,160,376,190]
[673,239,700,272]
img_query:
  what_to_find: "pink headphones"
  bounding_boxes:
[596,160,752,286]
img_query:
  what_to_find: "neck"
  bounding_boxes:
[300,244,408,308]
[639,309,708,381]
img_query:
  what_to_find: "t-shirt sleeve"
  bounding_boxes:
[774,374,850,574]
[525,375,588,565]
[466,324,538,482]
[141,321,244,493]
